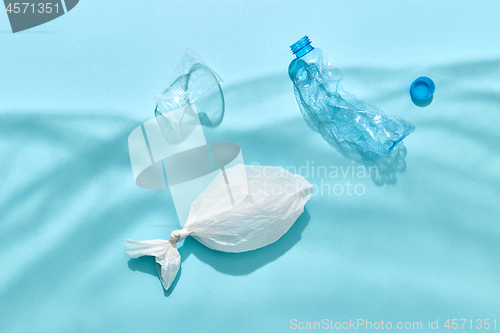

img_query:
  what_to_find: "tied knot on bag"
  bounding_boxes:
[169,229,189,244]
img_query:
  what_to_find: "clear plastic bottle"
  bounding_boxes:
[288,36,415,158]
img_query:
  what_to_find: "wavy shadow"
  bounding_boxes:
[0,112,177,300]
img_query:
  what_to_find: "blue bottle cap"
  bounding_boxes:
[410,76,435,106]
[290,36,314,58]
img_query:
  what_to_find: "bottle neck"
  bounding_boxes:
[290,36,314,58]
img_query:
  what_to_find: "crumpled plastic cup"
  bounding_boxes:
[155,47,225,130]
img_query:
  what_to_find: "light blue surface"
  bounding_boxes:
[1,1,499,332]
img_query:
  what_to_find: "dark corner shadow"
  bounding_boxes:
[0,31,56,34]
[178,208,310,275]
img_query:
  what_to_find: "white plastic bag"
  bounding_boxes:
[125,164,313,290]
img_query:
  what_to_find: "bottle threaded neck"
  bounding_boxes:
[290,36,314,58]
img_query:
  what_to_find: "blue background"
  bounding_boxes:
[1,0,499,332]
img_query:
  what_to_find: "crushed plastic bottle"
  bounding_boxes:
[288,36,415,159]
